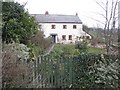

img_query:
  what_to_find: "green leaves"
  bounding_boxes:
[75,41,88,54]
[2,2,37,44]
[73,54,119,88]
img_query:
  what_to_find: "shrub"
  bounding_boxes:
[2,43,32,87]
[75,40,88,54]
[73,54,119,88]
[2,2,37,44]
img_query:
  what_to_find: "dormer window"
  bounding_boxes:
[51,25,56,29]
[73,25,77,29]
[63,25,67,29]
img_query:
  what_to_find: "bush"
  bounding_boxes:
[2,2,37,44]
[30,30,52,55]
[73,54,119,88]
[2,43,32,87]
[75,40,88,54]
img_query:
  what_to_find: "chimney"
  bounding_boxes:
[45,11,49,15]
[76,12,78,16]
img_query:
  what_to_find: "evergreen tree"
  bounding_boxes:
[2,2,37,44]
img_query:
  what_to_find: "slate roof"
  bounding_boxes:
[31,14,82,24]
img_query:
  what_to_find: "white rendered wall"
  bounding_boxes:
[39,23,90,43]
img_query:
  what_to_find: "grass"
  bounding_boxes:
[51,44,77,56]
[54,44,75,50]
[52,44,105,55]
[88,47,105,54]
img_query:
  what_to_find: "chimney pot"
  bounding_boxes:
[76,12,78,16]
[45,11,49,15]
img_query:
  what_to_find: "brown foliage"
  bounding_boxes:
[30,31,52,50]
[2,44,29,87]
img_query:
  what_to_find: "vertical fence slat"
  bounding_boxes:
[38,56,42,88]
[62,56,66,88]
[43,56,47,88]
[59,57,62,88]
[51,58,54,87]
[69,56,73,87]
[45,56,48,88]
[41,56,44,88]
[56,56,60,88]
[47,56,51,88]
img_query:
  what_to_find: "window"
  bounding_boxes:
[51,25,56,29]
[82,36,85,39]
[39,25,42,29]
[86,36,90,39]
[62,35,66,40]
[73,25,77,29]
[63,25,67,29]
[69,35,72,40]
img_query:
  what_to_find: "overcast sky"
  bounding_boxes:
[15,0,119,28]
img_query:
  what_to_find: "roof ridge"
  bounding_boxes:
[31,13,82,23]
[31,14,77,16]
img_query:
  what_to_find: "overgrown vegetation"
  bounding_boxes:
[50,43,105,59]
[2,2,37,44]
[47,43,119,88]
[2,43,33,88]
[2,2,52,88]
[88,47,105,54]
[30,30,52,56]
[2,1,119,89]
[73,54,119,88]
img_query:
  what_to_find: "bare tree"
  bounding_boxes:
[118,1,120,55]
[95,0,118,54]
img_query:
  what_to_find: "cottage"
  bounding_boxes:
[32,11,91,44]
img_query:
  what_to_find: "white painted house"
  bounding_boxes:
[32,12,91,44]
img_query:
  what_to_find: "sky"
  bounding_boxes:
[15,0,119,28]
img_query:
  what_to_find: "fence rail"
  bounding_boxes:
[3,54,118,88]
[25,55,75,88]
[25,54,119,88]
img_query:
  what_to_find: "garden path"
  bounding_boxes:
[42,44,55,56]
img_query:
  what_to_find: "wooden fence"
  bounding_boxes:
[3,54,117,88]
[26,54,119,88]
[27,55,75,88]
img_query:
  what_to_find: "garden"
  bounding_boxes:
[2,1,119,89]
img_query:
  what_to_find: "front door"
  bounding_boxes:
[51,34,57,43]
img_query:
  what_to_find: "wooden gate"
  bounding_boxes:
[30,55,74,88]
